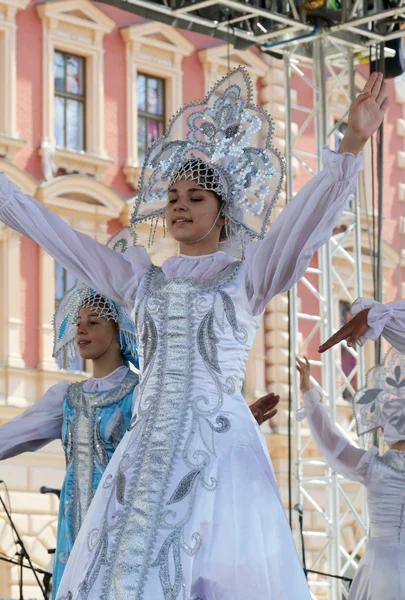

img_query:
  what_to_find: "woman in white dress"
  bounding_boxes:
[0,67,386,599]
[297,354,405,600]
[0,267,279,599]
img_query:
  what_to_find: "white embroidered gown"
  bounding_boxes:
[300,388,405,600]
[0,147,362,599]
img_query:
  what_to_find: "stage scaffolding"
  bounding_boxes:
[97,1,403,597]
[98,0,405,52]
[284,41,368,599]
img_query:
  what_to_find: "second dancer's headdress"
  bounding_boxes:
[131,66,284,255]
[353,347,405,444]
[53,228,139,370]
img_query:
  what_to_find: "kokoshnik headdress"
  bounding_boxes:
[130,66,284,256]
[353,347,405,444]
[53,227,138,370]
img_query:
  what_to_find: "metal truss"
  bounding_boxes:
[98,0,405,53]
[285,40,368,599]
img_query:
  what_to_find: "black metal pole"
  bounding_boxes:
[19,545,23,600]
[299,513,307,578]
[0,493,47,599]
[306,569,353,585]
[0,553,50,575]
[376,41,385,365]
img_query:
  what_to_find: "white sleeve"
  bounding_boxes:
[0,382,69,460]
[243,147,364,315]
[297,388,375,484]
[351,297,405,354]
[0,174,152,312]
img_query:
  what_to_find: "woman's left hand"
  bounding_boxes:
[250,392,279,425]
[339,72,388,156]
[319,308,370,353]
[296,357,312,393]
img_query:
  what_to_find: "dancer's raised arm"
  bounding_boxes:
[296,358,375,484]
[319,298,405,354]
[0,382,69,460]
[0,176,152,311]
[244,72,388,315]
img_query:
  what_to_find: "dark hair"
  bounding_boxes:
[217,198,228,242]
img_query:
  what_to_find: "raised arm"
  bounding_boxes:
[244,73,387,315]
[296,358,374,484]
[354,299,405,354]
[319,298,405,355]
[298,388,374,483]
[0,382,69,460]
[0,175,152,311]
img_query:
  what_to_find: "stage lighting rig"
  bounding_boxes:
[97,0,405,56]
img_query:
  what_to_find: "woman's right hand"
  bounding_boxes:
[296,357,311,393]
[318,308,370,353]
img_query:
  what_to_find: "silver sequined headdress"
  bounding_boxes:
[130,66,284,255]
[353,347,405,444]
[53,227,138,370]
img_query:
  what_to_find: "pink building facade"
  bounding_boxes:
[0,0,403,596]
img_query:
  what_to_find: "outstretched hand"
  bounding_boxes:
[319,308,370,353]
[296,357,311,393]
[339,72,388,156]
[250,392,279,426]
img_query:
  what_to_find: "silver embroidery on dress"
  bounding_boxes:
[64,414,74,466]
[94,416,109,471]
[65,263,245,600]
[64,372,138,542]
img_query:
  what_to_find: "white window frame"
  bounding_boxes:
[35,176,125,371]
[198,45,267,99]
[0,0,29,160]
[37,0,114,180]
[0,161,37,371]
[121,22,194,188]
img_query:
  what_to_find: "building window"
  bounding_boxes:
[339,300,356,400]
[55,262,84,372]
[137,73,165,165]
[54,51,86,152]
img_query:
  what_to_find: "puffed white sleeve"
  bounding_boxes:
[0,382,70,460]
[297,388,376,485]
[0,174,152,313]
[244,147,363,315]
[351,297,405,354]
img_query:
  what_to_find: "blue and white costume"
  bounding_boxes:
[54,365,138,597]
[0,232,139,597]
